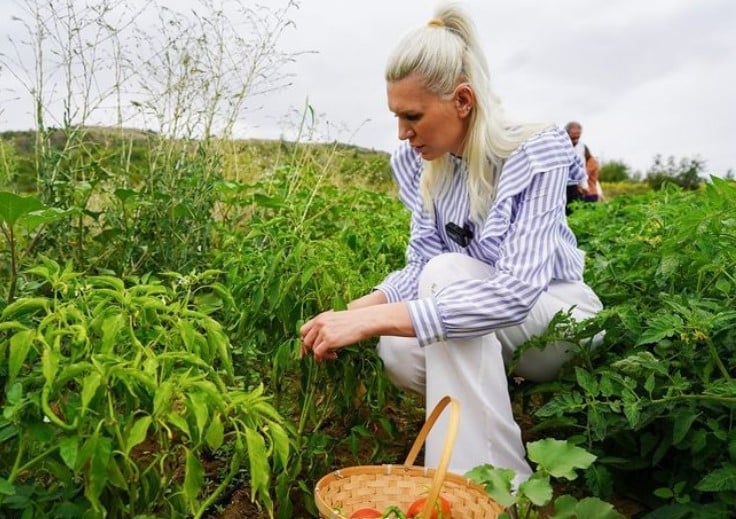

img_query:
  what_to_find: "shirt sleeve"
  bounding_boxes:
[375,142,447,303]
[406,133,574,346]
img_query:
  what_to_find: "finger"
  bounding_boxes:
[299,318,314,339]
[315,348,338,362]
[313,336,337,361]
[302,326,320,351]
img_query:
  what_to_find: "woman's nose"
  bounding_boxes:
[398,121,414,141]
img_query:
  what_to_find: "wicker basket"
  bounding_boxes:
[315,396,504,518]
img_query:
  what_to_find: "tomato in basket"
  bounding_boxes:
[406,495,452,518]
[349,507,383,518]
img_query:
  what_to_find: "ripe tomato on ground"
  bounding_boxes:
[406,495,452,518]
[349,507,383,518]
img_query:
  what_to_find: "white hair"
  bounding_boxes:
[385,2,551,223]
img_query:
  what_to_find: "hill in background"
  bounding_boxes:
[0,127,394,193]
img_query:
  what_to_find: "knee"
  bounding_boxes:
[376,336,425,395]
[418,253,467,298]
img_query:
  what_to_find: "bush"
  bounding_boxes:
[646,154,705,191]
[599,160,632,183]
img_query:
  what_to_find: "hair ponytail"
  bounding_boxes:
[386,2,550,224]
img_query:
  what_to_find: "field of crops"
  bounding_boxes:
[1,129,735,518]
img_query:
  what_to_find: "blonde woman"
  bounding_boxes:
[300,2,603,488]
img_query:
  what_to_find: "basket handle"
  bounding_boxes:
[403,396,460,519]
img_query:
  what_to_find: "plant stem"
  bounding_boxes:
[8,224,17,302]
[706,338,732,382]
[193,447,242,519]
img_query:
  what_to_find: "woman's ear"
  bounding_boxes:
[454,83,475,118]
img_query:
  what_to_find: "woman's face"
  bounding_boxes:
[387,73,473,160]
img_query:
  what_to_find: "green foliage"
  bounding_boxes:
[646,154,706,191]
[467,439,625,519]
[0,258,288,518]
[213,162,413,516]
[0,191,71,302]
[0,138,19,189]
[598,160,632,183]
[598,181,651,200]
[533,178,736,515]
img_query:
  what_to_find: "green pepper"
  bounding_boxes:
[381,505,408,519]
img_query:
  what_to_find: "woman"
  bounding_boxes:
[300,3,602,488]
[583,146,604,202]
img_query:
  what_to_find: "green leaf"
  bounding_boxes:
[0,478,16,496]
[167,412,190,439]
[622,391,641,428]
[269,422,290,470]
[253,193,286,209]
[183,449,204,504]
[205,414,225,451]
[126,416,152,456]
[636,314,684,346]
[188,393,209,442]
[672,408,698,445]
[644,373,656,394]
[575,368,599,396]
[1,297,50,319]
[203,319,233,378]
[518,474,553,506]
[84,436,112,511]
[178,320,198,353]
[245,427,271,503]
[59,436,79,470]
[153,382,174,417]
[114,188,138,202]
[107,457,129,491]
[100,313,126,354]
[550,495,578,519]
[6,382,22,404]
[573,497,625,518]
[0,192,44,227]
[527,439,597,480]
[715,278,731,294]
[8,330,34,385]
[20,207,70,231]
[654,487,674,498]
[81,372,101,411]
[41,346,59,385]
[465,464,516,507]
[696,464,736,492]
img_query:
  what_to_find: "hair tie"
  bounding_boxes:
[427,18,445,28]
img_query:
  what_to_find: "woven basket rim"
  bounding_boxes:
[314,463,504,518]
[315,398,504,518]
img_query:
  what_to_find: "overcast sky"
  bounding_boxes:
[2,0,735,176]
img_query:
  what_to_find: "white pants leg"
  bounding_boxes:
[376,253,603,488]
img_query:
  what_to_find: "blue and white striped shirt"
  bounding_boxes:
[376,125,587,347]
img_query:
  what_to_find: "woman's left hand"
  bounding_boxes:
[300,310,369,362]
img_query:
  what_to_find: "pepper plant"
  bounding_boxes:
[0,258,289,518]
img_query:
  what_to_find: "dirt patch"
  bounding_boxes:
[212,488,268,519]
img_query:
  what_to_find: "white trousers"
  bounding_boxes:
[376,253,603,487]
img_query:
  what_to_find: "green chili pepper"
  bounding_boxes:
[381,505,408,519]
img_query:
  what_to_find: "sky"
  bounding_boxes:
[1,0,735,177]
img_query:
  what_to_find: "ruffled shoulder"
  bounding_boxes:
[389,141,423,208]
[495,125,584,202]
[480,126,583,243]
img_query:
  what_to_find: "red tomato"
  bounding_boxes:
[349,507,383,518]
[406,495,452,519]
